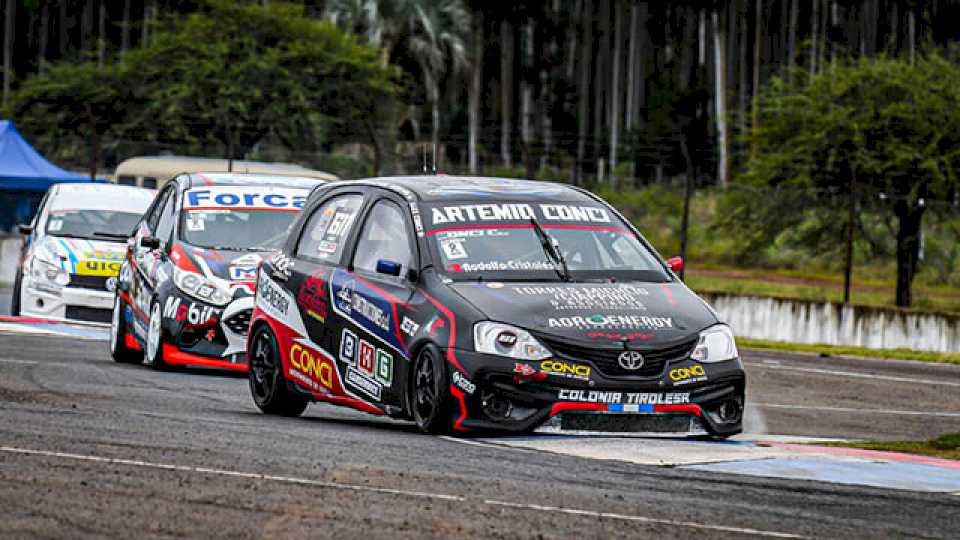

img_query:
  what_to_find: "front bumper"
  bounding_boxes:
[447,349,745,437]
[19,275,114,326]
[160,293,254,371]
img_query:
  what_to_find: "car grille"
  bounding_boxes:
[537,335,698,378]
[65,305,112,324]
[224,309,252,336]
[67,275,109,291]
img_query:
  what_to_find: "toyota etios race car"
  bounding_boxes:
[13,183,155,324]
[247,176,744,437]
[110,173,326,371]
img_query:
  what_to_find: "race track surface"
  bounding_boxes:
[0,333,958,538]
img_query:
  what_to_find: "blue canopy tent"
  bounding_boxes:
[0,121,90,232]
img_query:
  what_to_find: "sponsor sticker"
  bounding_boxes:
[77,260,122,277]
[547,315,673,330]
[298,272,329,322]
[452,371,476,395]
[257,273,290,317]
[512,285,649,311]
[439,238,468,260]
[48,219,63,231]
[539,360,591,381]
[346,367,382,400]
[400,316,420,336]
[184,187,307,210]
[668,364,707,386]
[289,342,335,393]
[163,296,220,325]
[317,240,338,255]
[557,389,690,405]
[340,329,358,365]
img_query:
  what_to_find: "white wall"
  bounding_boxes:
[0,236,23,285]
[703,293,960,353]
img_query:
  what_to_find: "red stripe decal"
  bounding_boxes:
[124,333,142,351]
[449,384,469,431]
[427,224,632,236]
[196,173,213,186]
[549,402,607,416]
[654,404,702,417]
[420,291,465,373]
[184,206,299,212]
[162,343,247,372]
[119,291,149,322]
[660,283,677,305]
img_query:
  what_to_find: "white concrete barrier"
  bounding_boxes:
[703,292,960,353]
[0,236,23,285]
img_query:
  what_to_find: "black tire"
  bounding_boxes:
[248,325,308,417]
[410,346,455,434]
[110,294,142,364]
[10,268,22,316]
[145,299,169,371]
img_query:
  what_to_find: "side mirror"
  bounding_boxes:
[376,259,402,277]
[139,236,160,250]
[666,256,684,273]
[17,224,32,235]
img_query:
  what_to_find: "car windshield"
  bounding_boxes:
[424,201,670,282]
[45,209,141,240]
[180,209,299,251]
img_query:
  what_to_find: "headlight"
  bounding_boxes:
[31,249,69,289]
[173,267,232,306]
[690,324,739,363]
[473,322,552,361]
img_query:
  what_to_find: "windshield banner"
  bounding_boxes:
[184,187,307,211]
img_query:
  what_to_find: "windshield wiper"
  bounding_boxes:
[529,218,571,282]
[93,231,130,240]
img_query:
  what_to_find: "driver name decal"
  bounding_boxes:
[429,203,610,225]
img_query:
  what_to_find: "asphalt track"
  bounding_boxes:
[0,329,958,538]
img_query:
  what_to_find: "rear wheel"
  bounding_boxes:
[10,268,22,316]
[110,294,141,363]
[411,347,454,434]
[248,325,308,417]
[145,300,168,370]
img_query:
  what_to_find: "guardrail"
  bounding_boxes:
[703,292,960,354]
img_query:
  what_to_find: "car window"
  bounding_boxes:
[146,187,172,232]
[296,194,363,262]
[353,200,412,274]
[154,188,178,244]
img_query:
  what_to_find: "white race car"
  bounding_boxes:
[12,183,155,325]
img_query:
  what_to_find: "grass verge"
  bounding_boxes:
[739,337,960,365]
[821,433,960,461]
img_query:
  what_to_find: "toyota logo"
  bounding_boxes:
[618,350,645,370]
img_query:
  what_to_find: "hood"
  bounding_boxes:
[42,236,126,276]
[449,281,718,348]
[171,243,269,293]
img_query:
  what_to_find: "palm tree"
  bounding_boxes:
[327,0,470,169]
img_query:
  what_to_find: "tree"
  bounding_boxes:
[327,0,471,171]
[741,55,960,307]
[6,60,125,179]
[8,1,399,176]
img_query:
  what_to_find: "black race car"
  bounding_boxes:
[110,173,326,371]
[247,176,744,437]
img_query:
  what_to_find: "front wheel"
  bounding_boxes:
[110,294,141,363]
[144,300,168,370]
[410,347,455,434]
[10,268,22,316]
[248,325,308,417]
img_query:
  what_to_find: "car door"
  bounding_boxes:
[330,194,422,409]
[129,184,176,332]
